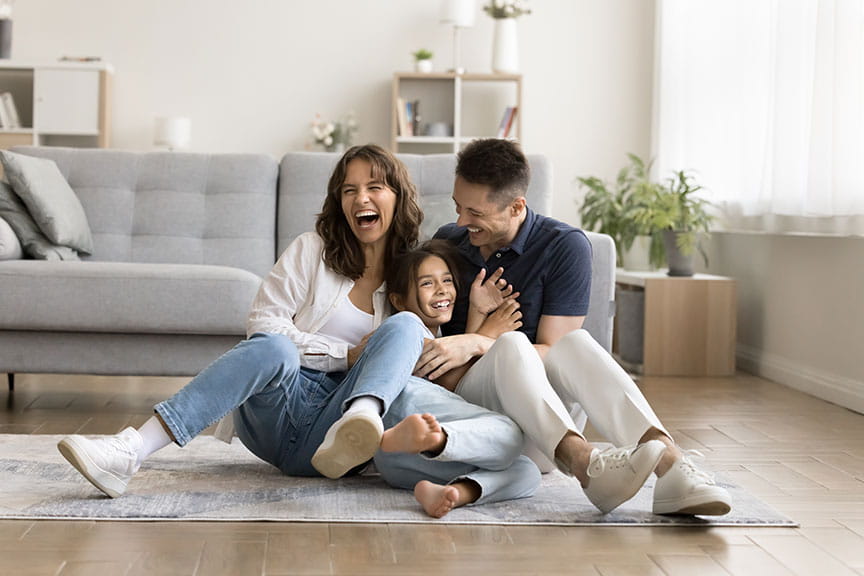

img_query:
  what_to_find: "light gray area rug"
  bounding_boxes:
[0,435,796,526]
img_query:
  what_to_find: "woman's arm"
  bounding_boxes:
[246,232,353,373]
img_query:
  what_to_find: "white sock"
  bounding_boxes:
[345,396,383,416]
[136,416,174,465]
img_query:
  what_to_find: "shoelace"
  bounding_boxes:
[678,449,716,485]
[587,444,637,478]
[105,434,137,459]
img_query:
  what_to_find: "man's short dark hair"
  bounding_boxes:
[456,138,530,208]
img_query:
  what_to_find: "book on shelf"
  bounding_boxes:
[396,98,422,137]
[496,106,518,138]
[396,97,408,136]
[0,92,21,129]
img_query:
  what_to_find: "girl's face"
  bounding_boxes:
[393,255,456,330]
[340,158,398,248]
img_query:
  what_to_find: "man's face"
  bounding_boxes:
[452,176,523,257]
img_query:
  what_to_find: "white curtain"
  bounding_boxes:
[653,0,864,235]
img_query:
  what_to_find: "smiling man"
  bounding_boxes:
[423,138,732,516]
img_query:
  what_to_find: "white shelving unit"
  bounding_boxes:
[391,72,522,154]
[0,61,113,149]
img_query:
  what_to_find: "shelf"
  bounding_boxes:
[0,62,112,148]
[391,72,522,154]
[395,136,456,144]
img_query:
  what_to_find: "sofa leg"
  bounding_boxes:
[7,373,12,392]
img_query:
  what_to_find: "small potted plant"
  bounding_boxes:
[630,169,715,276]
[412,49,434,73]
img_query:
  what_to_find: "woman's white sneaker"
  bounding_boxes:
[652,451,732,516]
[57,427,143,498]
[582,440,667,514]
[311,411,383,479]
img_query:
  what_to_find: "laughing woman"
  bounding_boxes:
[56,144,436,495]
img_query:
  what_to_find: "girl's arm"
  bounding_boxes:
[465,267,518,333]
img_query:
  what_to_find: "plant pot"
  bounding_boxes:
[415,59,433,73]
[663,230,694,277]
[621,235,654,271]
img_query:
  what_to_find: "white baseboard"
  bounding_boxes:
[737,344,864,415]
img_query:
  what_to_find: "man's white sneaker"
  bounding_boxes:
[582,440,666,514]
[57,427,142,498]
[311,411,383,479]
[653,450,732,516]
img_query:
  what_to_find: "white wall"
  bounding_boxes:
[704,233,864,414]
[10,0,654,225]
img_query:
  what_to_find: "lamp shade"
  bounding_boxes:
[440,0,475,28]
[154,116,191,150]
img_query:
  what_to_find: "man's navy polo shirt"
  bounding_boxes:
[433,207,593,343]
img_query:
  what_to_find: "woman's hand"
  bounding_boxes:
[477,299,522,339]
[347,331,374,368]
[469,267,518,315]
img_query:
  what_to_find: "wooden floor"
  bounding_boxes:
[1,372,863,575]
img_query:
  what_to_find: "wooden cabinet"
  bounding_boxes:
[0,61,112,149]
[615,270,737,377]
[391,72,521,153]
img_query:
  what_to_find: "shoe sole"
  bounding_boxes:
[57,437,126,498]
[654,492,732,516]
[311,416,382,479]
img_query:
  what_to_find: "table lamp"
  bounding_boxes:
[154,116,191,151]
[440,0,475,74]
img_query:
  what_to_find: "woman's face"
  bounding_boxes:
[340,158,397,248]
[394,255,456,330]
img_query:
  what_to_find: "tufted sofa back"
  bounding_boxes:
[11,147,278,278]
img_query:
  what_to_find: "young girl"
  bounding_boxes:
[377,239,533,518]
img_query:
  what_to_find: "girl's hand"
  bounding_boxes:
[469,267,517,315]
[477,299,522,339]
[347,331,374,368]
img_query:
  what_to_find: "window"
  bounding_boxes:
[653,0,864,235]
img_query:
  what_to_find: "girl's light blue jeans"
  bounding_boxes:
[154,312,427,476]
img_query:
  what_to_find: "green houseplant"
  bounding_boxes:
[577,153,658,267]
[412,49,434,73]
[630,169,715,276]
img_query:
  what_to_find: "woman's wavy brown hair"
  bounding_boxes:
[315,144,423,279]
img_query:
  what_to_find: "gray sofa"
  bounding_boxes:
[0,147,616,388]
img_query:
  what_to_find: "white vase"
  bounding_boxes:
[492,18,519,74]
[415,59,433,73]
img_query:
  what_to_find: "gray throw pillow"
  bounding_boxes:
[0,150,93,254]
[0,182,80,261]
[0,214,23,260]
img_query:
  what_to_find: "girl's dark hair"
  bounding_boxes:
[386,239,463,306]
[456,138,530,208]
[316,144,423,279]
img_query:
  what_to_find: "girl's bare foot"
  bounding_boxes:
[380,413,445,454]
[414,480,460,518]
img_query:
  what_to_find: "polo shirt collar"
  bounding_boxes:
[508,207,536,255]
[456,207,537,262]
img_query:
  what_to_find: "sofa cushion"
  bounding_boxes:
[0,261,261,334]
[0,150,94,254]
[0,215,22,260]
[0,182,80,261]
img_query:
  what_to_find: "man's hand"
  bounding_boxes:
[414,333,492,381]
[347,331,374,368]
[477,299,523,339]
[469,267,516,316]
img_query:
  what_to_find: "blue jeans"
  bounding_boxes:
[374,378,541,506]
[154,312,427,476]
